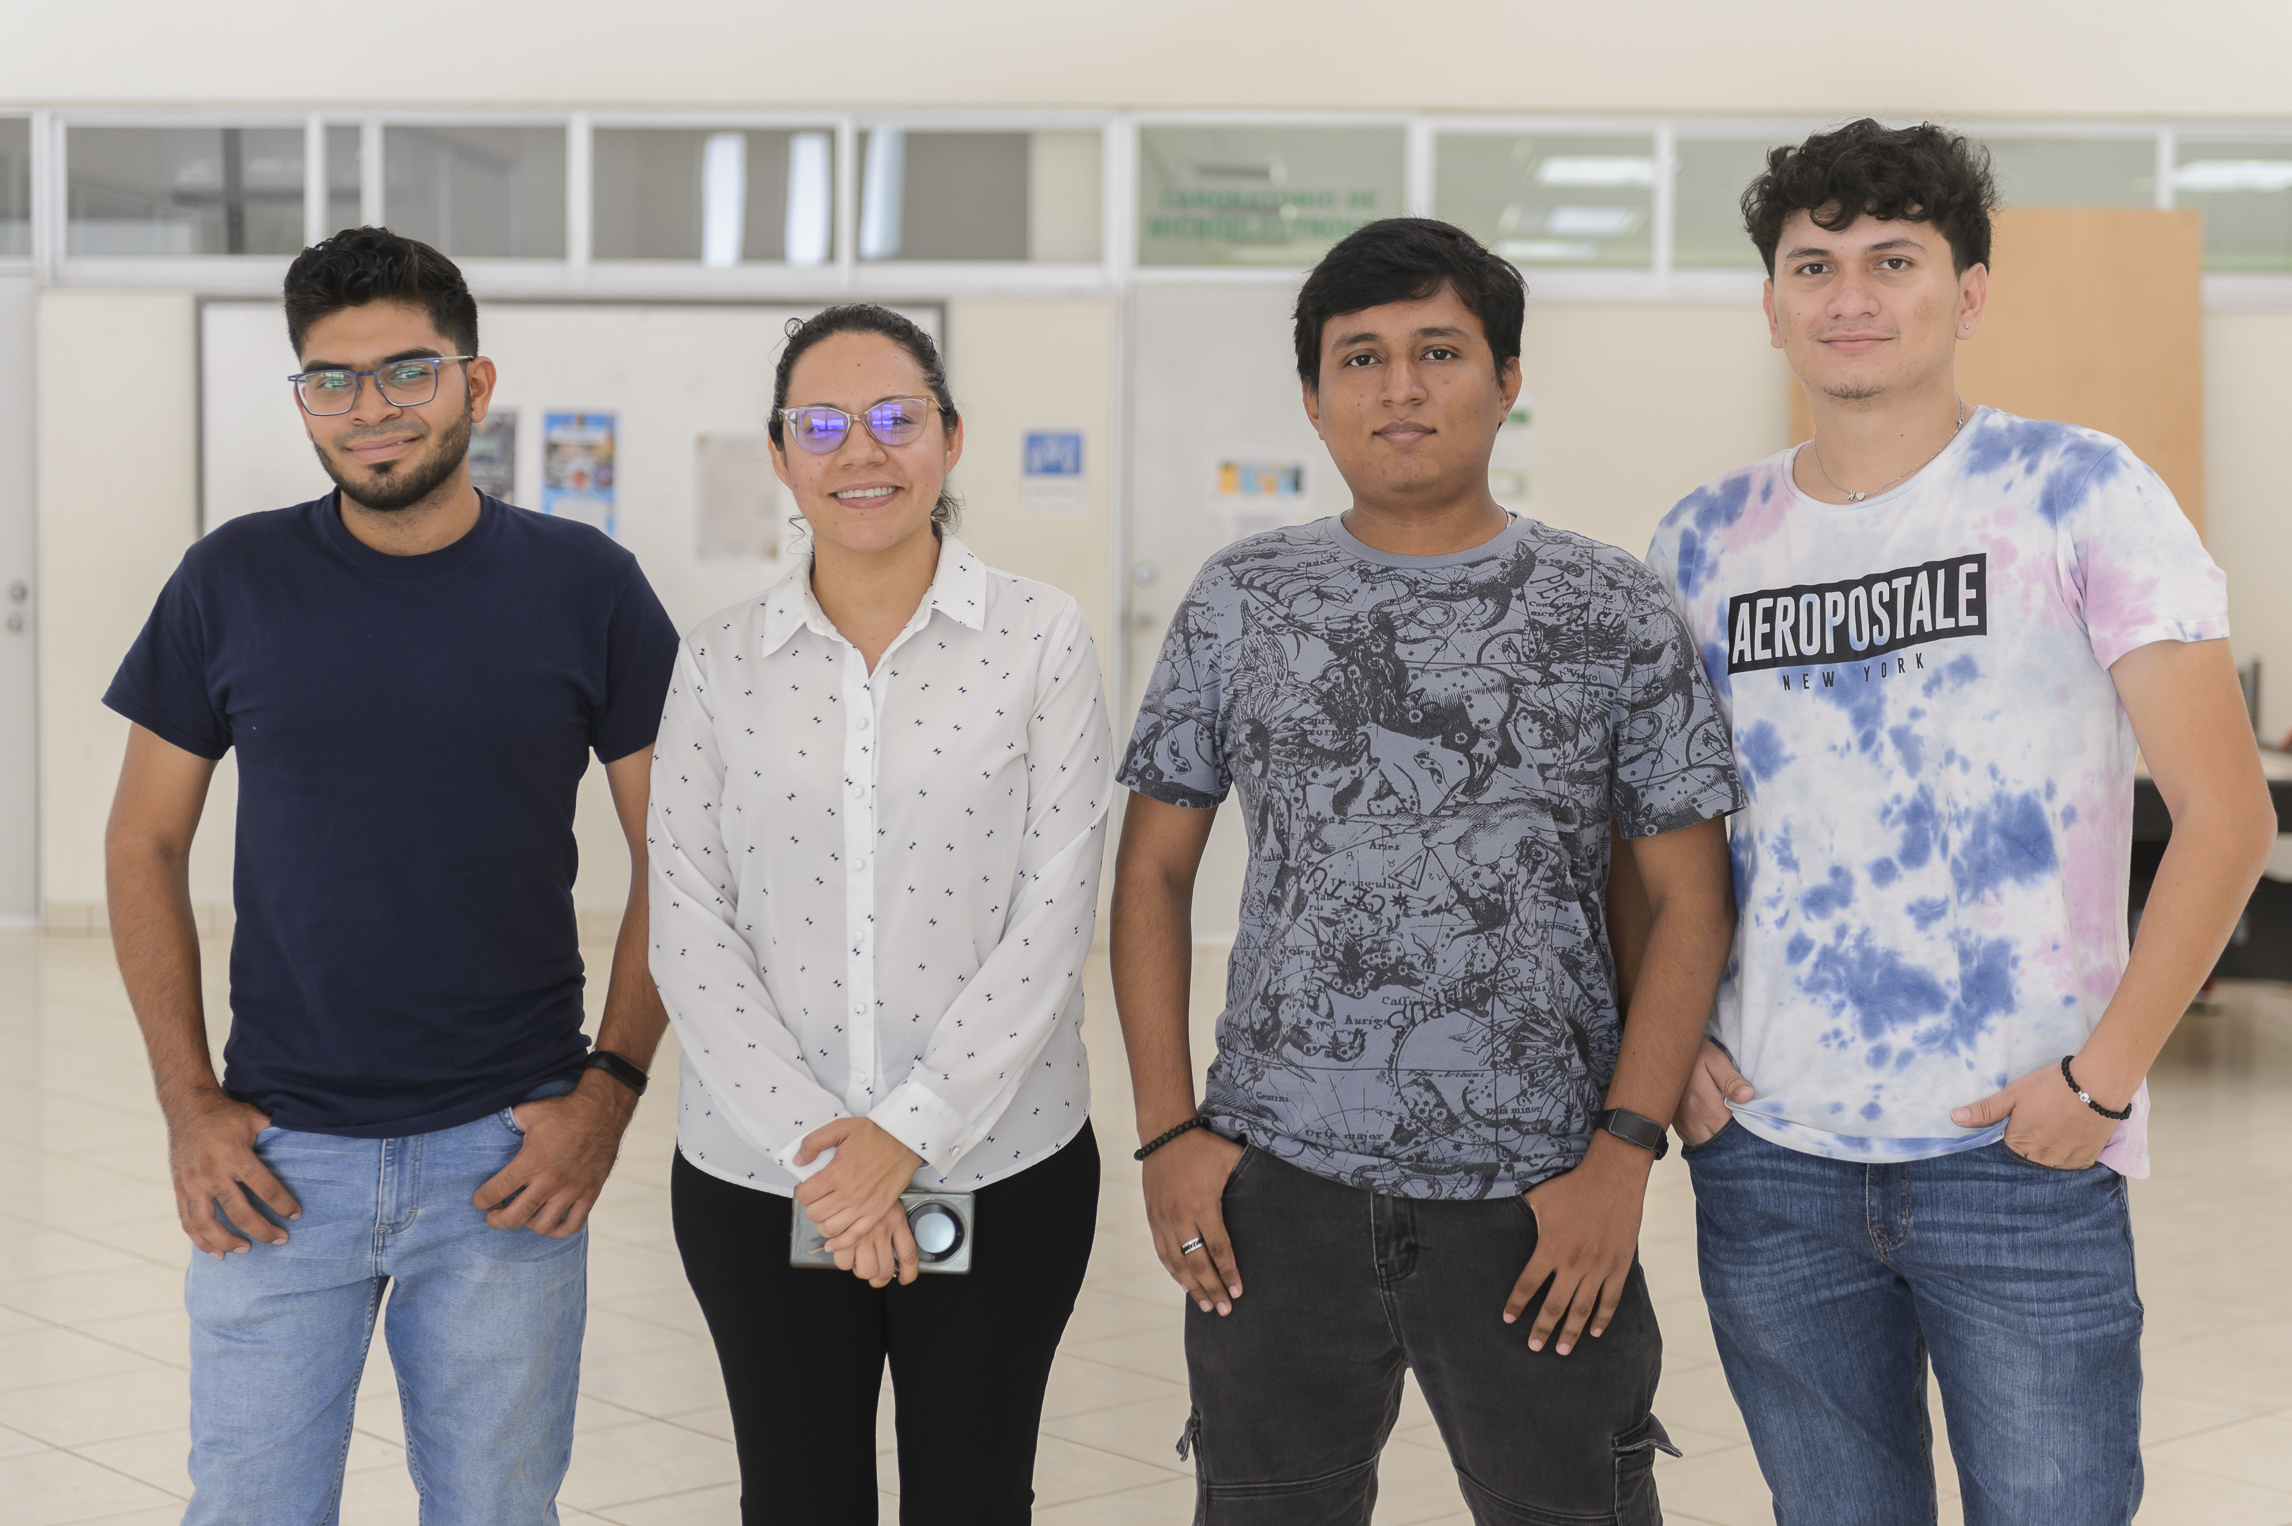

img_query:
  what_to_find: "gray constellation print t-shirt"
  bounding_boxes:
[1119,514,1743,1199]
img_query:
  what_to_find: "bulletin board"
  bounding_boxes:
[1789,207,2206,533]
[198,300,941,634]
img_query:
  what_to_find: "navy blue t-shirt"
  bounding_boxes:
[105,494,679,1137]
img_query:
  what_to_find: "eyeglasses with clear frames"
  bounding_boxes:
[290,356,478,417]
[777,397,940,455]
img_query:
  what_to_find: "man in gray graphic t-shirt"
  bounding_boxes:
[1125,512,1736,1197]
[1110,219,1742,1524]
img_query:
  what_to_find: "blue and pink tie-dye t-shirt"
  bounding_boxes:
[1644,408,2229,1177]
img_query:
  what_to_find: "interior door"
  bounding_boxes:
[0,277,37,921]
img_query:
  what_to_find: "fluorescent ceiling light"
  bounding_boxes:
[1536,156,1655,187]
[2172,159,2292,193]
[785,133,832,266]
[700,132,746,268]
[1500,239,1602,262]
[860,129,905,261]
[1544,205,1640,237]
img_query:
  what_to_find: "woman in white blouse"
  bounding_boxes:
[649,304,1112,1524]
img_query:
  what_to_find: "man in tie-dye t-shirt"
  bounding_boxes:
[1644,120,2276,1526]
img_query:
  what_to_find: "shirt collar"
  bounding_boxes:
[756,532,988,657]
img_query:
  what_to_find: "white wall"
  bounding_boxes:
[1518,302,1793,559]
[10,0,2292,119]
[2205,311,2292,744]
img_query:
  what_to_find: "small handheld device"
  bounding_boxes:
[790,1189,976,1275]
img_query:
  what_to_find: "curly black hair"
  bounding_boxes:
[1742,120,1999,276]
[1293,218,1526,390]
[283,226,478,359]
[770,304,962,530]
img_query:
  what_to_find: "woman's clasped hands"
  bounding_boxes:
[792,1116,926,1287]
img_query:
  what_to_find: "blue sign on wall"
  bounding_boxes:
[1024,431,1085,477]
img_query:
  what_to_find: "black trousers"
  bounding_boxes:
[1185,1145,1673,1525]
[672,1122,1099,1525]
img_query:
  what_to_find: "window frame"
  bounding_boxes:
[4,104,2290,305]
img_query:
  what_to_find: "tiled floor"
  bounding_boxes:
[1,933,2289,1524]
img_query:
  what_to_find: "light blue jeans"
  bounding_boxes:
[1685,1120,2143,1526]
[183,1083,586,1526]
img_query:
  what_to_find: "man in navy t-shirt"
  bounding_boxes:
[103,227,678,1526]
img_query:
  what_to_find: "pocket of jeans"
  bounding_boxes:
[1678,1118,1737,1156]
[1220,1141,1259,1195]
[498,1106,527,1137]
[1612,1413,1678,1524]
[1997,1139,2100,1173]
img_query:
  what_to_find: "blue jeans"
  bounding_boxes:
[1685,1121,2143,1526]
[184,1085,586,1526]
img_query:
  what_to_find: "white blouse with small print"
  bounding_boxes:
[648,535,1113,1197]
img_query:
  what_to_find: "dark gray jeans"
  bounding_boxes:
[1182,1145,1675,1525]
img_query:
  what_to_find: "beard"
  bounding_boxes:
[315,403,473,513]
[1822,380,1888,402]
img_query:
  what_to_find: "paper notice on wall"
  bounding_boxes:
[695,432,780,559]
[1214,458,1311,544]
[542,411,617,537]
[468,412,518,503]
[1021,431,1087,516]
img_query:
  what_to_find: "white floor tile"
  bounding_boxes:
[0,1446,181,1525]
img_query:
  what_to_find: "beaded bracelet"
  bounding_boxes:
[1134,1115,1210,1162]
[2061,1056,2133,1121]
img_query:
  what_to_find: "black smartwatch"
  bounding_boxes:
[1594,1107,1669,1160]
[585,1050,650,1098]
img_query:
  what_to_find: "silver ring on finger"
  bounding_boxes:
[1179,1235,1207,1255]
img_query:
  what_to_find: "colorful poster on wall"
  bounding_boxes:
[1213,457,1309,545]
[542,411,617,537]
[1020,430,1086,516]
[467,411,518,503]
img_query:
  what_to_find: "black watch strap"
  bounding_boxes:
[1595,1107,1670,1160]
[585,1050,649,1097]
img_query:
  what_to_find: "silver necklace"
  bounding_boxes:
[1807,396,1968,502]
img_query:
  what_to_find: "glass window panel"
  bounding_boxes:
[1983,137,2153,208]
[383,125,564,259]
[325,125,361,238]
[1436,133,1654,269]
[2173,140,2292,272]
[1674,138,1786,270]
[0,117,28,259]
[856,130,1028,262]
[67,126,304,256]
[1138,125,1402,268]
[592,128,836,264]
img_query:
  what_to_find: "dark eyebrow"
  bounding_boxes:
[1785,236,1927,262]
[297,347,445,371]
[1331,325,1467,349]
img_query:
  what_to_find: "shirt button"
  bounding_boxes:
[855,715,871,732]
[848,781,865,799]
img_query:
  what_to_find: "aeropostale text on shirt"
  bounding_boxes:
[1726,553,1987,675]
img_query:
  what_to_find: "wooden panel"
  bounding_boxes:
[1789,208,2205,533]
